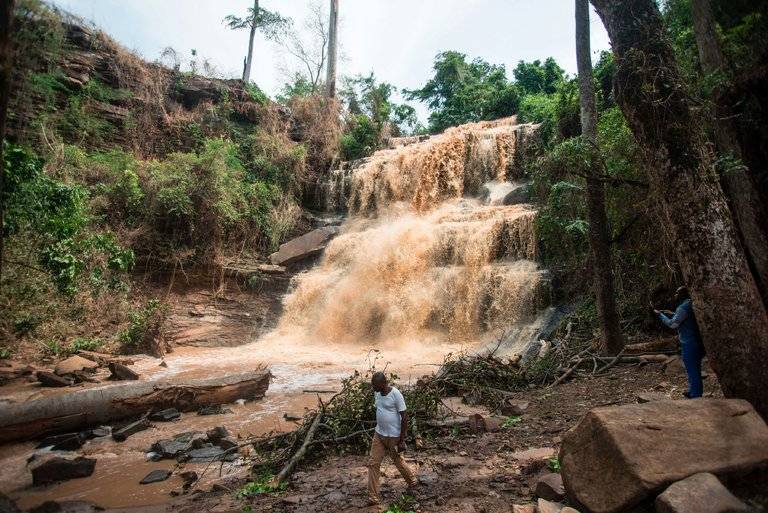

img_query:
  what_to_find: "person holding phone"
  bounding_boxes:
[653,286,705,398]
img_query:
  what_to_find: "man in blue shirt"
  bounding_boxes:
[654,286,705,398]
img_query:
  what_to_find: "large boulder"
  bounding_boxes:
[54,356,98,376]
[269,226,339,266]
[31,457,96,486]
[559,399,768,513]
[655,473,753,513]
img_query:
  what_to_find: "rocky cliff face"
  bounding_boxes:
[8,3,270,156]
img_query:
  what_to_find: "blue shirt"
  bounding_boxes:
[658,299,703,347]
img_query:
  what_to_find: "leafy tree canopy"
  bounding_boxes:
[512,57,565,95]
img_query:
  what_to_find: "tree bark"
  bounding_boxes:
[325,0,338,98]
[0,0,16,284]
[242,0,258,83]
[590,0,768,417]
[690,0,768,308]
[0,370,271,443]
[576,0,624,356]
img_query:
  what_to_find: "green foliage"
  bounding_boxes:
[244,83,269,105]
[385,495,417,513]
[276,73,316,104]
[502,416,523,428]
[13,313,40,336]
[513,57,565,95]
[340,115,380,161]
[69,337,103,353]
[41,339,66,356]
[0,348,11,359]
[118,299,166,351]
[548,457,562,473]
[235,473,285,498]
[404,51,520,133]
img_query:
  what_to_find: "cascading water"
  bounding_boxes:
[276,117,554,354]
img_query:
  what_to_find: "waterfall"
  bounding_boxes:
[277,117,552,352]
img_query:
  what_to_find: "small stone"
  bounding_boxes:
[54,356,98,376]
[501,399,529,416]
[150,408,181,422]
[655,472,753,513]
[537,498,564,513]
[108,362,139,381]
[535,472,565,501]
[31,457,96,486]
[140,469,172,484]
[206,426,229,442]
[36,371,73,387]
[159,360,168,368]
[36,432,87,451]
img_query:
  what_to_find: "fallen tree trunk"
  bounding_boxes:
[274,406,324,486]
[0,369,271,443]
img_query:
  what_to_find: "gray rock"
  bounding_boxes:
[151,439,189,459]
[31,457,96,486]
[36,432,87,451]
[140,469,172,485]
[502,183,531,205]
[197,404,233,415]
[269,226,339,266]
[54,356,98,376]
[186,446,238,463]
[108,362,139,381]
[501,399,529,416]
[655,473,754,513]
[37,371,73,388]
[150,408,181,422]
[535,472,566,501]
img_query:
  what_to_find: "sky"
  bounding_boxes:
[50,0,612,121]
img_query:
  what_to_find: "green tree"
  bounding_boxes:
[404,51,519,133]
[223,0,290,83]
[513,57,564,95]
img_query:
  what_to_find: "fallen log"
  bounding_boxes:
[0,369,271,443]
[273,406,324,486]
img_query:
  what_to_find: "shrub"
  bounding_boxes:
[118,299,166,352]
[68,337,103,353]
[340,114,379,161]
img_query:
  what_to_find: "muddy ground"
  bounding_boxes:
[157,356,726,513]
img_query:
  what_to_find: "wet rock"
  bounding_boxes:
[108,362,139,381]
[511,505,536,513]
[140,469,172,484]
[559,399,768,513]
[535,473,565,501]
[150,408,181,422]
[206,426,229,442]
[37,432,87,451]
[501,399,529,416]
[28,500,104,513]
[198,404,233,415]
[269,226,339,266]
[36,371,73,387]
[85,426,110,438]
[186,446,238,463]
[179,471,198,490]
[112,417,150,442]
[54,356,99,376]
[537,498,564,513]
[655,473,753,513]
[151,439,189,459]
[159,360,168,368]
[31,457,96,486]
[636,391,668,403]
[0,492,22,513]
[502,183,531,205]
[217,438,238,451]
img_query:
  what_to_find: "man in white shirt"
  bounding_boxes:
[367,371,416,505]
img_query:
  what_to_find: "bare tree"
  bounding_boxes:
[224,0,290,83]
[590,0,768,417]
[325,0,338,98]
[0,0,16,284]
[575,0,624,355]
[275,0,329,93]
[691,0,768,308]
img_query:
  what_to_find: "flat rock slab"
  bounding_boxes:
[150,408,181,422]
[140,469,172,484]
[535,472,565,501]
[36,371,73,388]
[511,447,556,462]
[269,226,339,266]
[655,473,753,513]
[54,356,98,376]
[560,398,768,513]
[537,498,563,513]
[36,432,87,451]
[32,457,96,486]
[186,446,237,463]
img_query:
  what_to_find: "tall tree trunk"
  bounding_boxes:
[590,0,768,417]
[242,0,258,83]
[325,0,338,98]
[691,0,768,308]
[0,0,15,285]
[575,0,624,356]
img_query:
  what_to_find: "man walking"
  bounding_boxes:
[654,286,705,398]
[367,371,416,505]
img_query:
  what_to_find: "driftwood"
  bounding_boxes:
[0,369,271,443]
[273,406,324,486]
